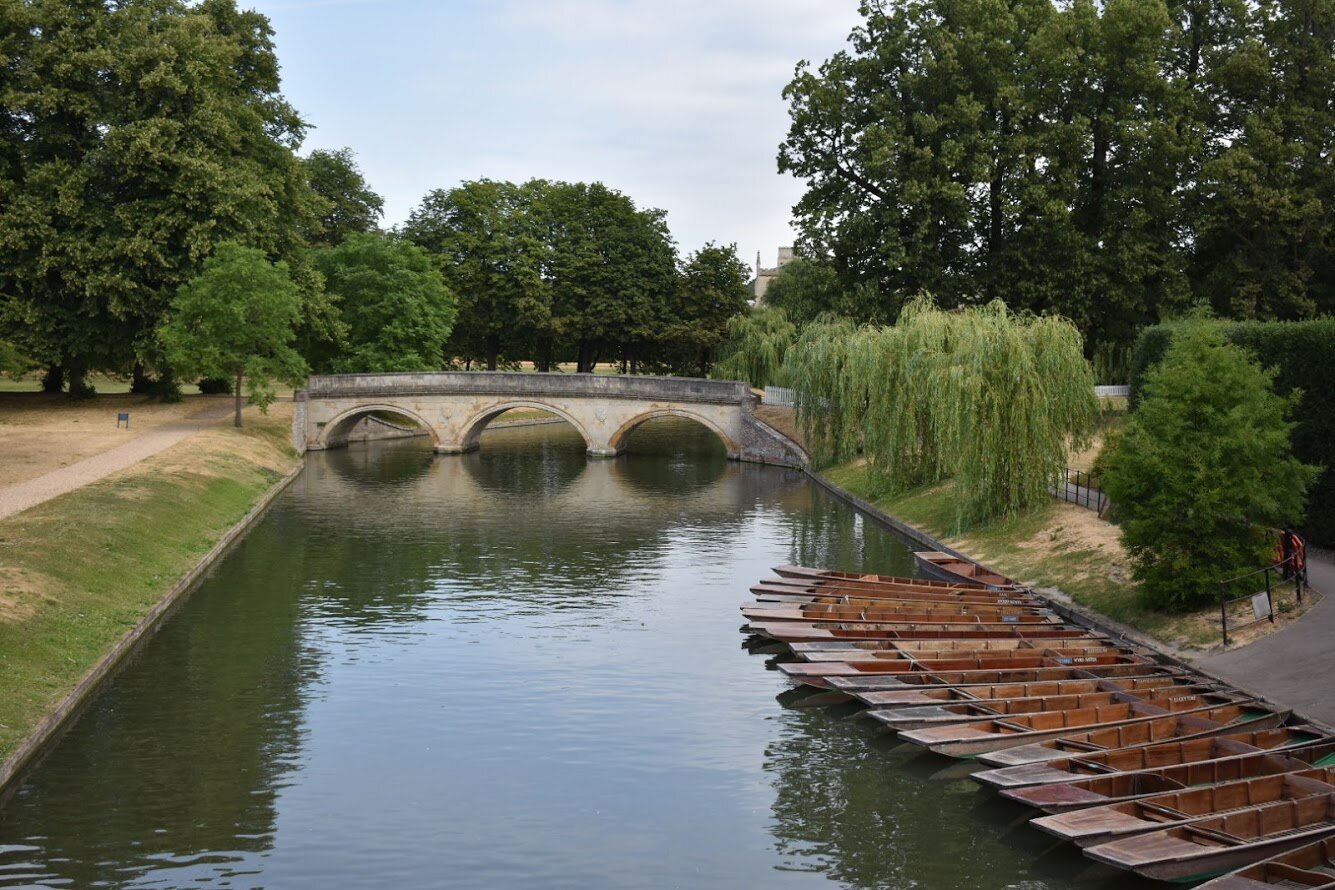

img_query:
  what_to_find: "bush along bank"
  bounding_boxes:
[1127,318,1335,546]
[0,412,300,789]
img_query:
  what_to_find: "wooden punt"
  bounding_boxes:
[754,576,1037,599]
[824,662,1182,693]
[810,664,1186,710]
[899,692,1255,758]
[859,675,1217,725]
[740,602,1052,624]
[750,585,1039,607]
[914,551,1023,590]
[748,622,1088,644]
[875,688,1228,736]
[1001,741,1335,813]
[1033,770,1335,848]
[778,653,1157,688]
[1083,793,1335,883]
[772,564,990,590]
[974,726,1332,790]
[976,706,1294,768]
[1193,836,1335,889]
[790,636,1115,662]
[790,645,1141,672]
[856,674,1193,709]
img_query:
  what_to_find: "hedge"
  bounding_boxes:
[1128,318,1335,546]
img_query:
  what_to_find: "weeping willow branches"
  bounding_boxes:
[711,307,797,389]
[790,298,1097,528]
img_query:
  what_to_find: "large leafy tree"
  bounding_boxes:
[778,0,1331,346]
[1189,0,1335,320]
[532,180,678,373]
[302,147,384,247]
[1102,322,1317,609]
[670,243,751,377]
[401,179,547,370]
[0,0,320,395]
[310,233,456,373]
[159,243,307,427]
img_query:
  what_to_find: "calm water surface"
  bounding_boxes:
[0,419,1149,889]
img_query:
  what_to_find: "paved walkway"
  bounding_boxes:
[1196,547,1335,729]
[0,404,233,521]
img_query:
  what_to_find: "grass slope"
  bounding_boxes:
[821,462,1225,649]
[0,411,298,761]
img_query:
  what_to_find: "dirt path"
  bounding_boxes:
[0,403,235,521]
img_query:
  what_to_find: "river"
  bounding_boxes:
[0,419,1147,889]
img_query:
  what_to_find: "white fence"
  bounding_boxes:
[1095,385,1130,397]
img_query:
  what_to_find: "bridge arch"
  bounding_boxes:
[457,401,595,454]
[608,409,740,458]
[317,403,438,449]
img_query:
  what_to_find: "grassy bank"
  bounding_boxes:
[0,409,298,762]
[821,462,1240,650]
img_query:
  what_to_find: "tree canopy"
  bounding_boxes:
[779,0,1335,349]
[310,233,457,373]
[159,243,307,427]
[1102,322,1317,608]
[302,147,385,247]
[0,0,320,395]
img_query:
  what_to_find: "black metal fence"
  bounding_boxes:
[1054,468,1109,516]
[1217,557,1307,646]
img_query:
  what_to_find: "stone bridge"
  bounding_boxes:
[293,372,808,466]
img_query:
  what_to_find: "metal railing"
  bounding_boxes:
[1054,468,1108,516]
[1218,556,1306,646]
[763,386,796,407]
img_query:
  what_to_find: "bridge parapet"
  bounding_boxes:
[296,372,806,467]
[305,372,752,405]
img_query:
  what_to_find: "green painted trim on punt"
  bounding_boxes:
[1315,752,1335,767]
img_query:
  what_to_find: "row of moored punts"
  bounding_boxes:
[742,558,1335,885]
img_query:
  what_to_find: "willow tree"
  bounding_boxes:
[787,316,867,465]
[710,307,797,389]
[786,298,1097,527]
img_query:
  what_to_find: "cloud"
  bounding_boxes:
[255,0,863,262]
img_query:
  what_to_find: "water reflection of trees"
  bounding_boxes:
[762,707,1158,889]
[780,489,923,577]
[0,520,319,887]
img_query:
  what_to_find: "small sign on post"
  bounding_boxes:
[117,412,130,429]
[1251,591,1272,621]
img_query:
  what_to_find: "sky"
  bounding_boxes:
[245,0,864,276]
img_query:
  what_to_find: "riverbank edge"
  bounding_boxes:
[0,460,306,797]
[801,468,1335,734]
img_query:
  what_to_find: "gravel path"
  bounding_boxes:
[0,404,235,521]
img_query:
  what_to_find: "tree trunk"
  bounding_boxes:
[486,334,499,371]
[65,358,93,400]
[130,362,150,394]
[41,364,64,393]
[234,367,244,428]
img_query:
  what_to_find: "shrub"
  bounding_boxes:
[1104,323,1317,610]
[1128,317,1335,545]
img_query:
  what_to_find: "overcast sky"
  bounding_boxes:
[245,0,864,275]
